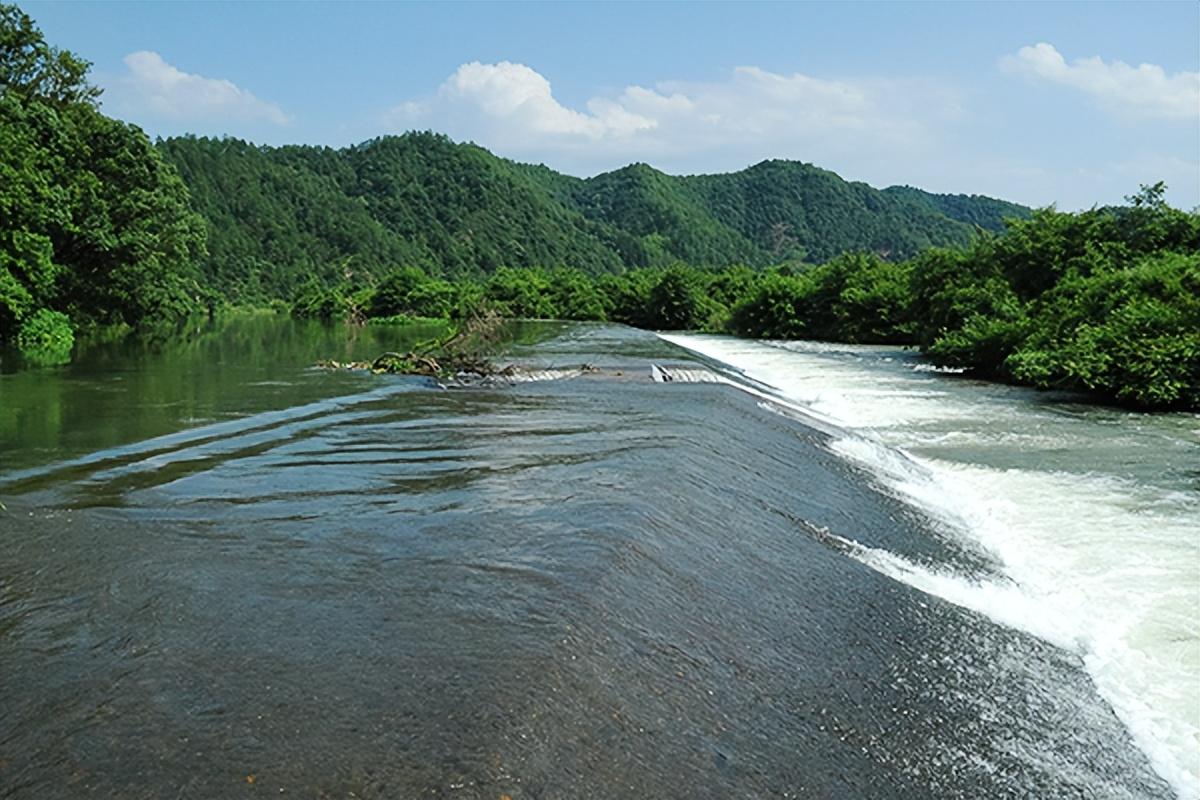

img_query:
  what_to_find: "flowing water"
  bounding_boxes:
[662,333,1200,799]
[0,316,1193,798]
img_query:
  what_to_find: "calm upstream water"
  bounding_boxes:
[0,316,1194,798]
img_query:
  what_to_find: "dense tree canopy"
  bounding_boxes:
[913,185,1199,408]
[1,3,207,350]
[157,134,1030,302]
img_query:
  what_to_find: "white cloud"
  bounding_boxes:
[393,61,654,140]
[1002,43,1200,120]
[381,58,1197,210]
[113,51,290,125]
[385,61,957,175]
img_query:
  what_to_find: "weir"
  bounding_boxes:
[1,321,1186,798]
[661,331,1200,798]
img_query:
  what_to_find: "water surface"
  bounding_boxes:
[665,333,1200,798]
[0,319,1183,798]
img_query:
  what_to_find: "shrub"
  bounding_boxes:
[16,308,74,364]
[290,280,346,319]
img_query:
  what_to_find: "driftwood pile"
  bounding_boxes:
[316,310,513,379]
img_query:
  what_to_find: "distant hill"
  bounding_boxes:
[158,133,1031,301]
[881,185,1033,233]
[684,160,988,263]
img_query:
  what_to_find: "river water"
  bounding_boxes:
[663,333,1200,799]
[0,317,1194,798]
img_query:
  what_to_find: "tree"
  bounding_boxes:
[0,3,100,105]
[1126,182,1167,210]
[645,266,714,330]
[484,267,558,318]
[0,5,207,348]
[372,266,433,317]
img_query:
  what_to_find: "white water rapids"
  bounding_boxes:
[660,333,1200,799]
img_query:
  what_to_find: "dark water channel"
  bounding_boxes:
[0,318,1173,798]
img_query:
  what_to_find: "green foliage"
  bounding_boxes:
[360,263,721,330]
[882,185,1031,232]
[483,267,557,319]
[545,269,608,321]
[0,3,100,105]
[707,265,758,309]
[727,189,1198,409]
[372,267,434,317]
[290,280,346,320]
[686,160,1006,263]
[55,104,208,327]
[824,254,915,343]
[728,273,811,339]
[926,313,1030,369]
[568,164,760,266]
[907,246,993,347]
[366,266,464,320]
[916,192,1200,408]
[1002,251,1200,408]
[16,307,73,364]
[405,279,459,319]
[158,133,633,302]
[0,4,208,354]
[156,133,1028,301]
[595,270,657,327]
[157,137,424,303]
[730,254,913,343]
[0,230,52,337]
[645,266,720,330]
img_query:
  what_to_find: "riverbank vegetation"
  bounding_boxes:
[303,187,1197,409]
[0,5,210,359]
[2,5,1195,409]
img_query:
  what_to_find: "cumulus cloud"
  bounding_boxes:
[450,61,653,137]
[386,61,955,175]
[391,61,655,141]
[1002,43,1200,120]
[381,58,1196,209]
[113,51,290,125]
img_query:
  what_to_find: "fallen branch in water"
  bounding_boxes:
[316,309,512,379]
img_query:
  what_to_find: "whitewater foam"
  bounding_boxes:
[660,333,1200,799]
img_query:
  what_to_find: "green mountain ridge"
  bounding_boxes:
[157,132,1032,301]
[5,3,1193,412]
[880,185,1033,232]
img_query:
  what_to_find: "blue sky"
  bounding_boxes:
[24,1,1200,209]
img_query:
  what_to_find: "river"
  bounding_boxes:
[663,333,1200,799]
[0,316,1194,798]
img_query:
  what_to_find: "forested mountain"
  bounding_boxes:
[161,134,639,301]
[159,134,1031,300]
[686,160,983,263]
[881,185,1033,232]
[3,0,1033,348]
[157,138,419,303]
[566,164,763,266]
